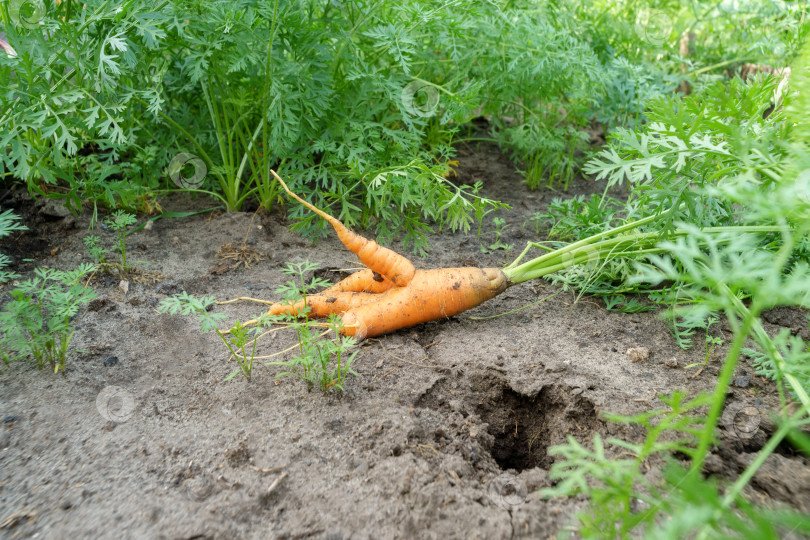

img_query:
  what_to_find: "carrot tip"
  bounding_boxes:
[341,313,367,340]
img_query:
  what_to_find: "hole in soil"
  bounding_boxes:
[475,384,602,472]
[413,373,603,473]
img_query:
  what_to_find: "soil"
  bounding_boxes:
[1,143,809,539]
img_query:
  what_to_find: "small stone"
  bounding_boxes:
[627,347,650,363]
[143,220,153,231]
[734,375,752,388]
[103,356,119,367]
[2,415,20,424]
[38,198,71,218]
[155,281,180,295]
[401,468,413,494]
[520,468,549,492]
[665,357,679,368]
[118,280,129,295]
[88,297,112,312]
[225,441,251,467]
[61,500,73,510]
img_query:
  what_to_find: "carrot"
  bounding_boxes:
[339,267,507,339]
[269,268,506,338]
[263,170,509,338]
[322,269,396,294]
[271,170,415,286]
[268,291,377,318]
[260,171,777,341]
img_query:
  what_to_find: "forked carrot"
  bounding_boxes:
[253,171,782,340]
[264,170,508,338]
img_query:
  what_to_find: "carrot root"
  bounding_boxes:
[267,170,508,339]
[268,291,378,318]
[321,269,396,294]
[271,170,416,286]
[340,268,508,339]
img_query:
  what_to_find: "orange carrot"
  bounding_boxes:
[322,269,396,294]
[268,291,377,318]
[268,269,506,338]
[339,267,507,339]
[265,171,508,339]
[271,170,415,286]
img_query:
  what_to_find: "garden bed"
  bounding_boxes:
[1,144,808,539]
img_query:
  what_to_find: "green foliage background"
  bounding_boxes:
[4,0,799,250]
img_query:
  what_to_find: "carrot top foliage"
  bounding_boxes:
[0,0,602,251]
[2,0,804,251]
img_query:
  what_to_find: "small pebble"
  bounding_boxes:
[143,220,154,231]
[2,415,20,424]
[626,347,650,363]
[665,357,679,368]
[118,279,129,295]
[734,375,752,388]
[103,356,119,367]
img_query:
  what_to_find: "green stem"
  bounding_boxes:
[503,224,783,284]
[690,298,757,473]
[726,293,810,414]
[688,56,753,77]
[695,408,809,539]
[503,213,661,274]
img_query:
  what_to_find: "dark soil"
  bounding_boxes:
[1,144,808,539]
